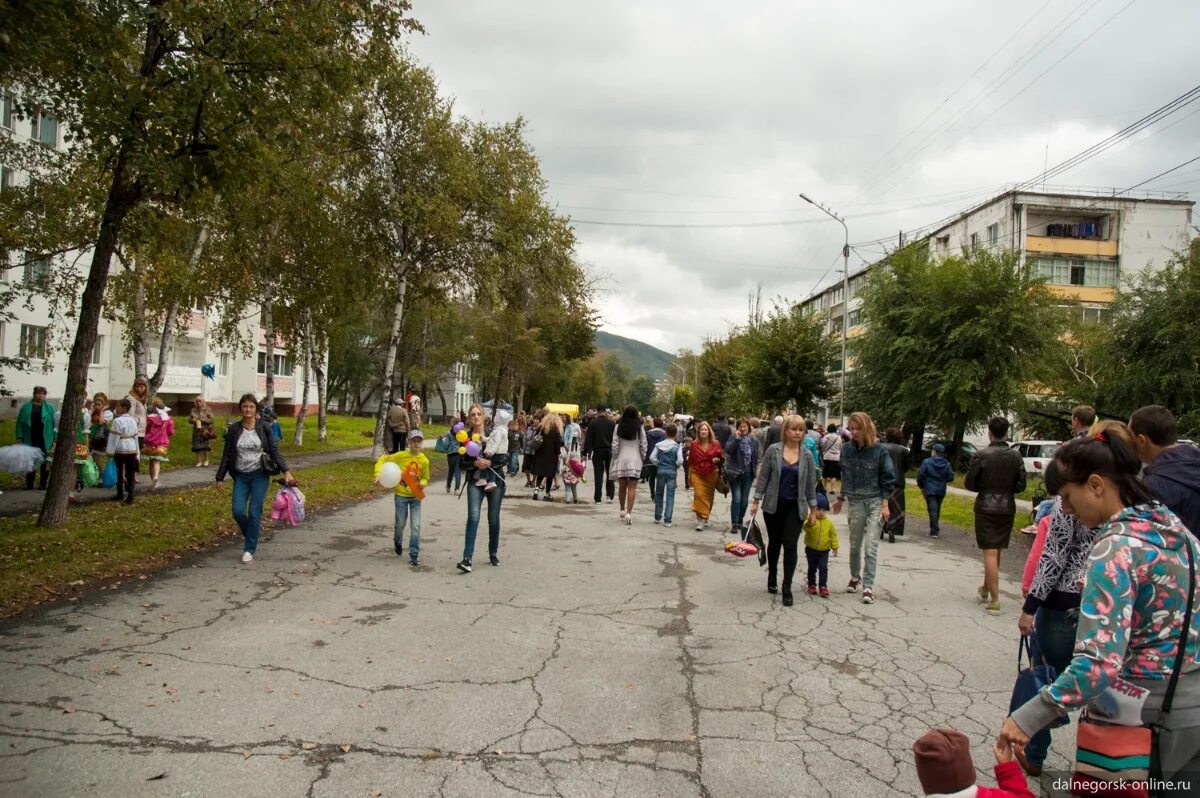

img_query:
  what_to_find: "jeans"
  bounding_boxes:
[847,496,883,589]
[565,482,577,503]
[654,473,677,522]
[231,469,270,553]
[805,547,830,588]
[446,453,462,491]
[765,499,802,593]
[729,470,754,528]
[463,478,504,562]
[1022,606,1079,766]
[644,463,657,496]
[591,450,614,502]
[394,496,422,560]
[507,452,520,475]
[924,493,944,535]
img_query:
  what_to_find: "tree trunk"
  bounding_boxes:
[908,419,926,464]
[313,336,328,443]
[435,382,448,422]
[133,271,149,380]
[517,383,526,417]
[40,158,139,527]
[262,286,275,406]
[146,299,179,400]
[293,315,311,446]
[373,273,407,458]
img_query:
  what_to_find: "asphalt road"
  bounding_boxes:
[0,482,1072,797]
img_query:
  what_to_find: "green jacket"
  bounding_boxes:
[16,400,56,451]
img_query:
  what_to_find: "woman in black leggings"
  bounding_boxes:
[749,415,818,606]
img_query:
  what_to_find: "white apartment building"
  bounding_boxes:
[428,361,479,421]
[1,91,314,418]
[800,187,1195,427]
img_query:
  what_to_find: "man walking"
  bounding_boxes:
[880,427,910,543]
[386,397,410,454]
[964,417,1025,615]
[1070,404,1095,439]
[16,386,56,490]
[581,407,616,503]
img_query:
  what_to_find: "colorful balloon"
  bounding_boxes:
[471,433,481,442]
[377,462,402,489]
[452,422,464,433]
[457,446,467,455]
[465,441,481,457]
[455,430,468,443]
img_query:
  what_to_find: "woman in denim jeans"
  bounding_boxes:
[724,417,760,536]
[832,412,896,605]
[456,403,508,574]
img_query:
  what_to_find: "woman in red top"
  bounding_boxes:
[689,420,724,530]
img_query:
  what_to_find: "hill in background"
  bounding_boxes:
[594,330,674,380]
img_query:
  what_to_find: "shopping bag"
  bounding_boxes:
[79,458,100,488]
[1008,636,1068,729]
[724,540,758,558]
[745,513,767,567]
[101,458,118,488]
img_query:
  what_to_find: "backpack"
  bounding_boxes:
[434,432,454,454]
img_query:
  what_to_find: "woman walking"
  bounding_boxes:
[216,393,294,564]
[820,424,843,493]
[458,403,509,572]
[126,377,149,449]
[189,396,216,467]
[688,420,725,531]
[1000,422,1200,787]
[832,412,896,606]
[725,417,760,536]
[142,397,174,489]
[749,415,818,606]
[531,410,564,501]
[446,410,466,494]
[612,406,648,525]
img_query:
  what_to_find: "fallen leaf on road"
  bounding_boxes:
[356,702,367,709]
[146,773,167,781]
[625,683,637,689]
[301,742,316,750]
[370,791,382,797]
[290,691,302,696]
[63,705,76,714]
[278,754,291,760]
[264,687,274,693]
[144,702,157,708]
[339,744,352,753]
[138,659,154,667]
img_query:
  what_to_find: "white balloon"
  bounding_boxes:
[378,461,402,489]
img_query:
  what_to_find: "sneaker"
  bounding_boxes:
[703,519,710,528]
[694,523,703,531]
[124,497,134,505]
[533,489,541,501]
[807,585,817,595]
[456,560,472,573]
[664,522,672,528]
[846,578,861,593]
[394,545,403,557]
[986,600,1001,616]
[654,518,661,524]
[861,589,875,605]
[150,478,159,490]
[781,592,794,607]
[489,555,500,567]
[410,559,420,567]
[929,531,940,538]
[484,483,497,493]
[241,551,253,564]
[819,587,830,598]
[977,585,990,603]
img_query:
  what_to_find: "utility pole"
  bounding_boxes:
[799,193,849,425]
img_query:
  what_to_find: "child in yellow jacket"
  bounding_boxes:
[803,493,839,597]
[374,429,431,566]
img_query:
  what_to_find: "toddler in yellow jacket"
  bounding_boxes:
[374,429,430,566]
[803,493,839,597]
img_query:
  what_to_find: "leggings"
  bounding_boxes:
[765,499,803,592]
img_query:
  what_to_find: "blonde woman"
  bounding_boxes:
[458,402,510,572]
[831,412,897,605]
[749,415,818,606]
[532,409,564,502]
[688,420,725,530]
[126,377,149,449]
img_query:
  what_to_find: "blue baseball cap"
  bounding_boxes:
[932,443,946,453]
[816,493,829,510]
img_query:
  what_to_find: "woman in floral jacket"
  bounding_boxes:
[1000,422,1200,782]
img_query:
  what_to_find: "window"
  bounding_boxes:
[970,232,979,248]
[1032,257,1118,288]
[91,335,104,366]
[829,286,844,306]
[1080,306,1113,325]
[0,91,11,129]
[19,324,48,360]
[256,351,292,375]
[828,314,843,334]
[0,163,11,192]
[32,112,57,148]
[987,223,999,246]
[848,309,863,327]
[23,253,49,285]
[219,353,230,376]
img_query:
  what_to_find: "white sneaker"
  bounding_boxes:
[654,518,661,524]
[664,522,672,528]
[694,523,703,531]
[533,489,541,501]
[241,551,253,564]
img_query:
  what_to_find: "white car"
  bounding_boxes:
[1012,440,1061,476]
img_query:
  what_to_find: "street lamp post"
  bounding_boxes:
[799,193,849,426]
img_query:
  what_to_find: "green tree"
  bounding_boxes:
[850,245,1066,452]
[672,384,696,414]
[697,334,752,417]
[4,0,418,526]
[628,374,657,413]
[602,352,631,409]
[737,302,836,414]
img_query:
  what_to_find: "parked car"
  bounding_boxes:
[920,439,978,472]
[1012,440,1061,476]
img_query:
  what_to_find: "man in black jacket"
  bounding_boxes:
[881,427,910,543]
[1130,404,1200,537]
[964,417,1026,614]
[582,408,616,503]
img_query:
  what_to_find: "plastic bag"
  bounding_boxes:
[270,486,305,526]
[0,444,46,475]
[79,458,100,488]
[101,458,118,488]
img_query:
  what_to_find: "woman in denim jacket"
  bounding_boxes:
[832,412,897,605]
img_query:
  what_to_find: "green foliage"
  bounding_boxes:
[601,352,632,409]
[628,375,657,414]
[736,303,836,414]
[697,335,752,417]
[672,384,697,414]
[850,246,1066,440]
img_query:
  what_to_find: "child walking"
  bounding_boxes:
[651,423,684,526]
[106,398,140,504]
[143,397,175,489]
[912,728,1033,798]
[563,451,585,503]
[374,429,430,566]
[803,493,838,597]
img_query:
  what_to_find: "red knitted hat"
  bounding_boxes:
[912,728,975,795]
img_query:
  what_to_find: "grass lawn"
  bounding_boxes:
[0,414,449,490]
[903,485,1027,535]
[0,455,450,617]
[905,468,1044,502]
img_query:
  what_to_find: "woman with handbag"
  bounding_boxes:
[749,415,818,607]
[531,410,564,502]
[216,393,294,564]
[189,396,216,468]
[999,422,1200,793]
[688,420,724,531]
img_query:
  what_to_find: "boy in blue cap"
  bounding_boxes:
[803,493,839,597]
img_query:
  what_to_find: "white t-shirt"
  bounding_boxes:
[235,428,264,473]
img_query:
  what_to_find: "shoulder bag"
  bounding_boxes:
[1070,536,1196,796]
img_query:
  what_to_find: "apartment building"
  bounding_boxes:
[800,187,1195,426]
[0,91,315,418]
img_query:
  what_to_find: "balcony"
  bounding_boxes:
[1026,235,1118,258]
[1046,285,1116,303]
[159,364,204,394]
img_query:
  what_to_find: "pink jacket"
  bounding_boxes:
[144,414,175,447]
[1020,515,1051,595]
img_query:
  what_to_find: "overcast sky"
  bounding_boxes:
[409,0,1200,354]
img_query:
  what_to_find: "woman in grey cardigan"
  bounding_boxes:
[749,415,818,606]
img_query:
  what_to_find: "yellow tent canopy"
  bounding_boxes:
[544,403,580,419]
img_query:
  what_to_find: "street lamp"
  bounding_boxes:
[799,193,850,426]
